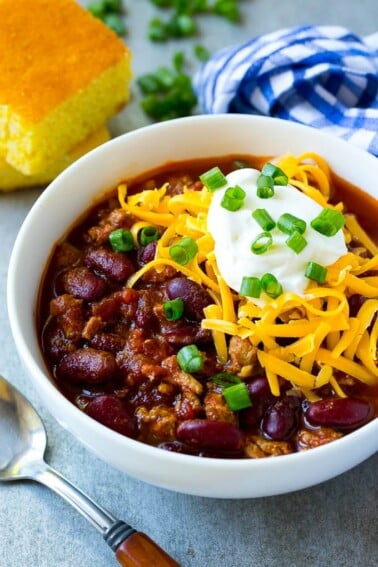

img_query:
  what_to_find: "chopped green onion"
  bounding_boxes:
[305,261,328,284]
[139,72,197,121]
[88,0,122,16]
[199,166,227,191]
[140,226,159,246]
[88,1,107,18]
[193,44,210,62]
[277,213,307,235]
[310,208,346,237]
[173,50,185,72]
[102,13,125,35]
[213,373,242,388]
[167,13,197,37]
[261,273,283,299]
[286,230,308,254]
[103,0,122,10]
[136,74,162,95]
[252,208,276,231]
[169,237,198,265]
[221,185,246,211]
[108,228,134,252]
[192,0,208,12]
[177,344,204,373]
[148,17,168,41]
[240,276,261,298]
[87,0,126,36]
[256,174,274,198]
[223,382,252,411]
[149,0,172,6]
[155,66,176,89]
[261,162,289,186]
[212,0,241,23]
[163,298,185,321]
[250,232,273,255]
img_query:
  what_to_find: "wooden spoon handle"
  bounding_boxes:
[115,531,180,566]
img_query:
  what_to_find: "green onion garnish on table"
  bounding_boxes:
[177,344,204,373]
[147,0,241,42]
[88,0,126,36]
[102,13,126,36]
[311,208,346,236]
[166,13,197,38]
[193,44,210,62]
[147,17,168,41]
[137,53,197,121]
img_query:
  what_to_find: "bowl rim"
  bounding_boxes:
[7,114,378,496]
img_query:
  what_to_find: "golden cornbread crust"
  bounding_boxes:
[0,0,132,175]
[0,0,129,121]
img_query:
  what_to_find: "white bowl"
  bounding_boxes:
[7,115,378,498]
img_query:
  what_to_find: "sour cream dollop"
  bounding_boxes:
[207,168,347,304]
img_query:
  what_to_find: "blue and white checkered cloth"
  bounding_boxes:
[194,26,378,156]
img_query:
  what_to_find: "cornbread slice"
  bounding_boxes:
[0,126,110,192]
[0,0,131,175]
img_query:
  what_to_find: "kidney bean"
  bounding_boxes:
[84,247,134,283]
[176,419,244,452]
[305,397,374,430]
[247,376,273,399]
[261,396,300,441]
[90,333,126,354]
[166,277,212,321]
[42,320,77,363]
[57,348,118,384]
[62,266,108,301]
[86,395,137,438]
[240,377,276,429]
[137,241,157,266]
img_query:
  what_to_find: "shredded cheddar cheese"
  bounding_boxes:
[117,154,378,401]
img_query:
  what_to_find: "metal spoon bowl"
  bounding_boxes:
[0,375,179,566]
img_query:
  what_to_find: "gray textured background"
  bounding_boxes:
[1,1,377,566]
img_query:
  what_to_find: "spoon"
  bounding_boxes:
[0,375,180,567]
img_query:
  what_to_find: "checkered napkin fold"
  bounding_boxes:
[194,25,378,156]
